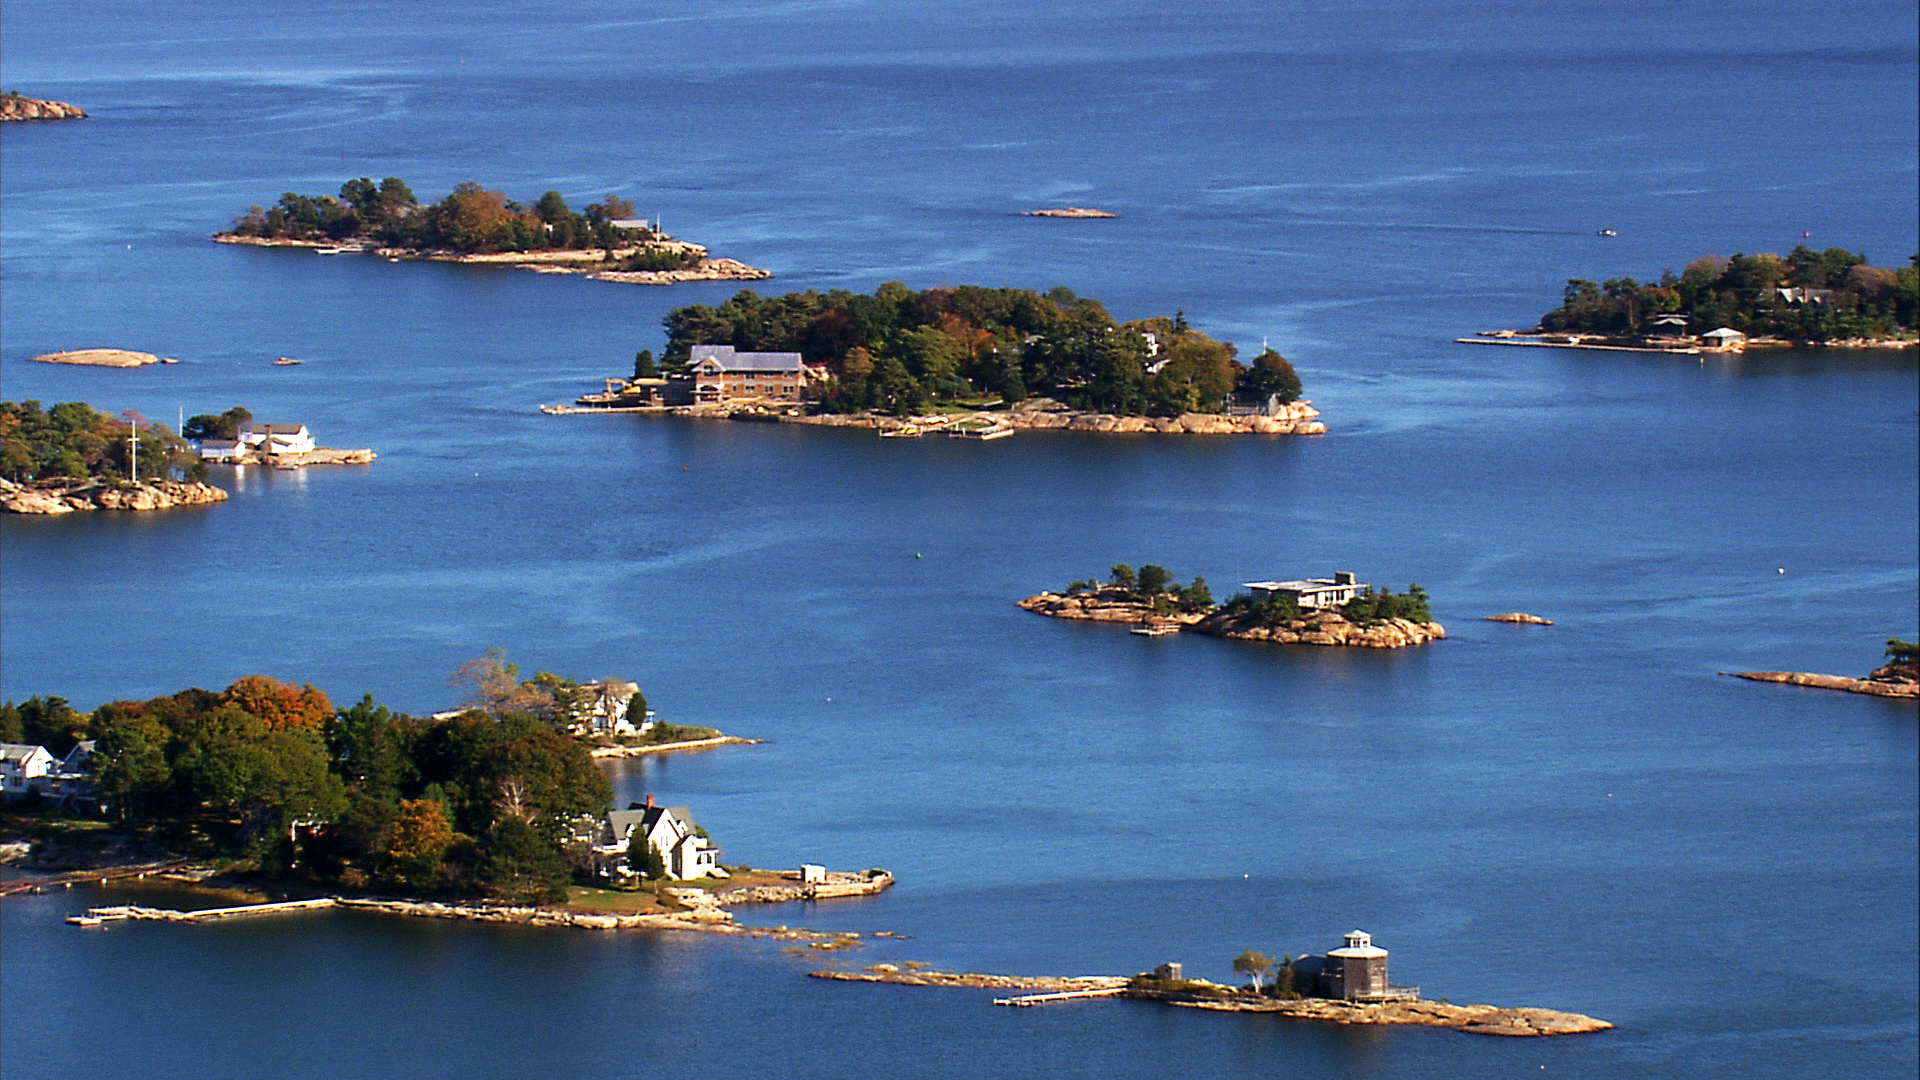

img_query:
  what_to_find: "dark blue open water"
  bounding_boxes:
[3,1,1916,1077]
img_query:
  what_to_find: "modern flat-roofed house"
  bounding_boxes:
[1242,572,1366,610]
[239,422,316,457]
[1,744,57,796]
[687,345,825,404]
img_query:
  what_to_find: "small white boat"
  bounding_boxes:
[273,357,301,366]
[1596,229,1617,237]
[1131,623,1180,636]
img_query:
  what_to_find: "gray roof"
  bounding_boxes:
[2,743,52,761]
[606,809,649,840]
[689,344,805,372]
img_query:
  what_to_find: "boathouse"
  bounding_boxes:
[1242,572,1366,610]
[1701,327,1747,350]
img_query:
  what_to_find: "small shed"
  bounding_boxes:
[1701,327,1748,349]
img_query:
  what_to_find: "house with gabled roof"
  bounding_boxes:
[595,795,723,880]
[687,345,826,404]
[239,422,315,457]
[1,744,57,795]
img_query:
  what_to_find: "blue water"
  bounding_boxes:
[3,1,1917,1077]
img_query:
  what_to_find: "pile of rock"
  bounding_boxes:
[1192,609,1446,648]
[1001,403,1324,435]
[2,479,229,515]
[1,94,87,121]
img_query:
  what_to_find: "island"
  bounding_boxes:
[183,406,375,470]
[0,400,228,513]
[0,652,787,916]
[1021,565,1445,648]
[0,92,86,121]
[1724,638,1919,699]
[1460,247,1918,353]
[1023,207,1116,218]
[548,283,1327,435]
[811,931,1610,1038]
[215,176,770,285]
[31,349,166,367]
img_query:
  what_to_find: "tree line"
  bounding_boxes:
[0,400,204,484]
[1064,563,1216,614]
[657,283,1303,416]
[224,176,691,262]
[0,652,642,904]
[1540,247,1919,341]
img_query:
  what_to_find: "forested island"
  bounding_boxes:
[653,283,1308,417]
[217,176,769,284]
[1020,565,1445,648]
[0,654,747,906]
[0,400,228,513]
[1482,247,1917,348]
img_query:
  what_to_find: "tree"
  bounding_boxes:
[221,674,333,731]
[629,834,667,880]
[1238,348,1302,403]
[1233,948,1274,991]
[633,349,657,379]
[625,690,649,729]
[182,406,252,442]
[1136,564,1172,597]
[388,797,455,890]
[90,710,174,820]
[480,815,571,903]
[1109,564,1137,591]
[449,648,552,719]
[14,695,87,755]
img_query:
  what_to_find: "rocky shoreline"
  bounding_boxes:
[1,94,87,122]
[809,968,1609,1037]
[2,478,229,515]
[1723,670,1917,699]
[1019,592,1446,649]
[213,234,771,285]
[1023,207,1117,218]
[1484,612,1552,625]
[225,447,377,468]
[1464,328,1916,352]
[588,735,762,757]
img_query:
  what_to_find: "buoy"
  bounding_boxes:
[1777,568,1785,574]
[915,552,922,559]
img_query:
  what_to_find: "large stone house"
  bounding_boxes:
[687,345,826,404]
[594,795,723,881]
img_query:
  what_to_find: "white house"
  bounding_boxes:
[46,741,101,808]
[1243,572,1367,610]
[1701,327,1748,350]
[1,744,57,795]
[597,795,723,880]
[238,422,315,456]
[572,679,656,737]
[198,438,247,462]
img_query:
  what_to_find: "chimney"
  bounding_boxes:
[646,793,656,809]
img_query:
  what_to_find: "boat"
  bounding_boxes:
[274,357,301,365]
[314,245,361,255]
[1131,622,1180,636]
[878,425,921,438]
[948,421,1014,441]
[1596,229,1617,237]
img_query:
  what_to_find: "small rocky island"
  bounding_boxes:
[814,930,1609,1038]
[216,176,769,285]
[1023,207,1117,218]
[1021,565,1445,648]
[1725,638,1919,699]
[30,349,169,368]
[1,92,86,121]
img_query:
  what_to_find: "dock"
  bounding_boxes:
[1454,337,1702,355]
[68,897,337,925]
[994,987,1129,1006]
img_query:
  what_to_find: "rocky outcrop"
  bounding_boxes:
[1165,995,1612,1036]
[1724,671,1918,699]
[1023,208,1117,218]
[1017,591,1208,627]
[1,94,87,121]
[588,735,760,757]
[1484,612,1552,625]
[999,402,1325,435]
[589,258,773,285]
[714,869,894,905]
[812,967,1129,991]
[1191,609,1446,648]
[2,479,229,514]
[31,349,160,367]
[213,233,771,284]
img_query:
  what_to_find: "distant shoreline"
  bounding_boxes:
[545,400,1327,436]
[1461,329,1916,353]
[213,234,772,285]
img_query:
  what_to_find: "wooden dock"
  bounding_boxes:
[1454,337,1702,355]
[68,897,337,925]
[994,987,1129,1007]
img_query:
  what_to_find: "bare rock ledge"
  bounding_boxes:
[1723,671,1918,699]
[2,479,229,515]
[1484,612,1552,625]
[1,94,87,121]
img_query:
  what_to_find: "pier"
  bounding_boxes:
[68,897,337,925]
[994,987,1129,1006]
